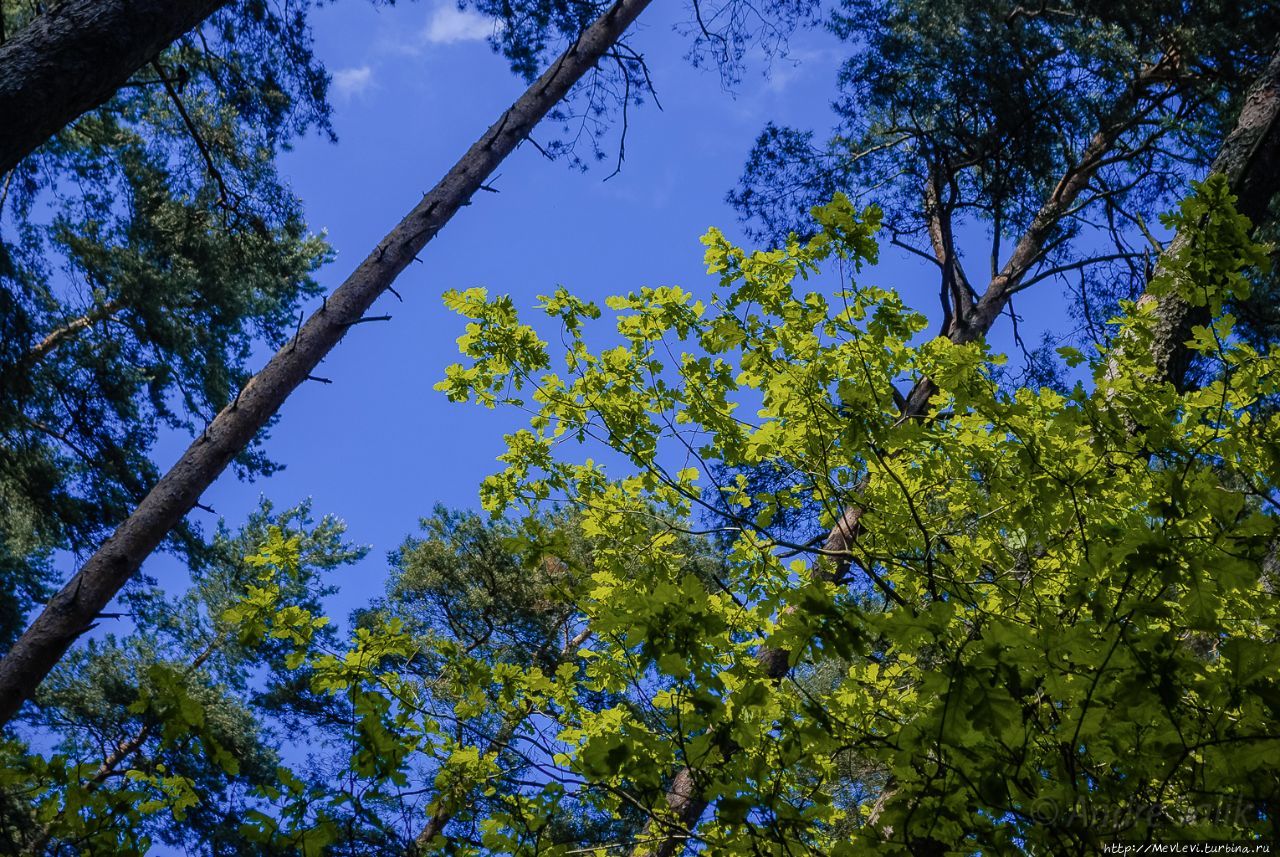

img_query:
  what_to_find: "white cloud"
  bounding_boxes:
[423,4,495,44]
[763,47,838,95]
[332,65,373,101]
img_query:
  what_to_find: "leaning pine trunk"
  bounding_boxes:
[0,0,654,727]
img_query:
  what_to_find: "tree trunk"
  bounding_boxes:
[0,0,230,175]
[0,0,653,728]
[1142,43,1280,389]
[630,767,708,857]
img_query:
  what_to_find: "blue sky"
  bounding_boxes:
[141,0,1066,623]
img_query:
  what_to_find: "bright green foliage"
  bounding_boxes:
[0,0,805,654]
[17,181,1280,853]
[1146,177,1269,312]
[428,180,1280,852]
[1,500,363,856]
[0,4,853,851]
[242,507,728,854]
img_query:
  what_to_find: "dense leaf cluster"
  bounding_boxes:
[7,182,1278,855]
[0,500,360,855]
[429,182,1280,851]
[5,0,1280,853]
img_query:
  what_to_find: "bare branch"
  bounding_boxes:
[24,298,124,364]
[1010,251,1147,294]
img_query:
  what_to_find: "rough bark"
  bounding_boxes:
[0,0,653,728]
[0,0,230,175]
[629,766,708,857]
[1141,43,1280,389]
[923,165,975,338]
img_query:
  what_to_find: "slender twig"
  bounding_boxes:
[151,60,236,212]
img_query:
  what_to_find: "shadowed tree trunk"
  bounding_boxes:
[0,0,654,728]
[0,0,231,175]
[1141,43,1280,389]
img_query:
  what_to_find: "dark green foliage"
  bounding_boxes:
[468,0,817,84]
[425,185,1280,852]
[362,508,614,849]
[33,640,281,856]
[0,0,338,648]
[735,0,1279,240]
[0,0,819,654]
[453,0,820,168]
[334,507,726,852]
[731,0,1280,361]
[375,506,581,664]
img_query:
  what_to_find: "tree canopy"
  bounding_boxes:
[10,176,1275,854]
[0,0,339,646]
[732,0,1280,363]
[427,180,1280,852]
[3,0,1280,854]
